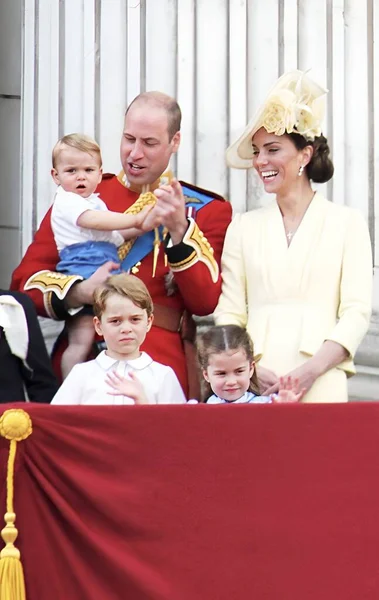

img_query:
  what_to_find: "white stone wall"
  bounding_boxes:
[0,0,22,287]
[1,0,378,397]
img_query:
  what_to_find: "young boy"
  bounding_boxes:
[51,273,186,405]
[50,133,159,378]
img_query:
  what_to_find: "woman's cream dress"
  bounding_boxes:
[214,194,372,402]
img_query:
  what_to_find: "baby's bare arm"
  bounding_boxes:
[76,205,151,231]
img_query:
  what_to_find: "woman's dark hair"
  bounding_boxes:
[196,324,260,400]
[288,132,334,183]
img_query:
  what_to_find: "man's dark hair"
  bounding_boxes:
[125,91,181,141]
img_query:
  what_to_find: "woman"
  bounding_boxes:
[214,70,372,402]
[0,290,58,402]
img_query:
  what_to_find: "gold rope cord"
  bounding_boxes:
[0,409,33,600]
[117,192,157,261]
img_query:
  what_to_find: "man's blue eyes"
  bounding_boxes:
[124,138,157,146]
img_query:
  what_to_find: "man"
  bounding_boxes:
[11,91,232,398]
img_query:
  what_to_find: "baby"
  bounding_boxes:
[50,133,159,378]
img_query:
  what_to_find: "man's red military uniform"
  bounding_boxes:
[11,173,232,397]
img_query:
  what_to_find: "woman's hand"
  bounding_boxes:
[277,361,320,397]
[266,342,348,398]
[105,370,148,404]
[271,376,306,403]
[257,365,280,395]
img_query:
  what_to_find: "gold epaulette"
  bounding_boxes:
[169,219,219,283]
[24,270,83,319]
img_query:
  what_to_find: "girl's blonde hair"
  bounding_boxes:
[52,133,102,169]
[196,324,260,399]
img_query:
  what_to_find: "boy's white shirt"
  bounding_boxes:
[51,186,124,251]
[51,350,186,405]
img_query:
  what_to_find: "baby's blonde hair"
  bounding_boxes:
[52,133,102,169]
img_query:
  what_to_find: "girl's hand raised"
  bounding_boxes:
[271,375,306,403]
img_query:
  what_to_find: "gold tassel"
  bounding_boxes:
[162,228,168,268]
[0,409,33,600]
[152,228,161,278]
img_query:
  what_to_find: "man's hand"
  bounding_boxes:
[150,179,188,244]
[65,261,120,308]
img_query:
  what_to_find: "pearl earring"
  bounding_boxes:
[298,165,304,177]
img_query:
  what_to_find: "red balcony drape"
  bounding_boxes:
[1,403,379,600]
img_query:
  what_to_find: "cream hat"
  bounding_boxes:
[226,70,328,169]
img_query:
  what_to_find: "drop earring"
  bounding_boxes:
[298,165,304,177]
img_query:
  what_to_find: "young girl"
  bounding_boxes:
[196,325,305,404]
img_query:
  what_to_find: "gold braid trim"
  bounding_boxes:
[43,291,57,320]
[24,270,83,303]
[0,409,33,600]
[168,251,197,268]
[169,219,219,283]
[117,192,157,261]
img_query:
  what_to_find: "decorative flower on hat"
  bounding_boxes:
[226,70,328,169]
[295,96,324,139]
[261,80,325,141]
[261,90,297,137]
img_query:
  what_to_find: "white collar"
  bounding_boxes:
[95,350,153,371]
[232,392,251,404]
[209,392,251,404]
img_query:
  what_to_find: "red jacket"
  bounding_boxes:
[11,175,232,396]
